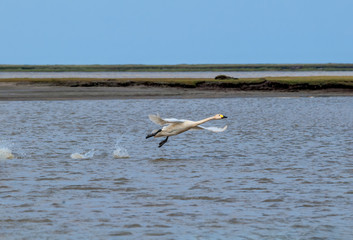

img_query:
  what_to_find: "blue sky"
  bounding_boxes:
[1,0,353,65]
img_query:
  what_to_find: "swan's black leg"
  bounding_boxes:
[158,137,169,148]
[146,129,162,139]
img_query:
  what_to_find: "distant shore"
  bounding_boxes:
[1,76,353,100]
[2,63,353,72]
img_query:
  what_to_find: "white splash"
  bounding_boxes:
[113,139,130,158]
[113,147,130,158]
[70,149,95,159]
[0,147,14,160]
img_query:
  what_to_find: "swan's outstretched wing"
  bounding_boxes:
[148,114,185,126]
[191,125,228,132]
[148,114,165,125]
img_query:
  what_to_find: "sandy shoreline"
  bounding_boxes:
[1,82,352,101]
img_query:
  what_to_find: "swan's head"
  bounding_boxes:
[214,114,227,120]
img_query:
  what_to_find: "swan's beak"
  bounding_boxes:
[222,115,227,119]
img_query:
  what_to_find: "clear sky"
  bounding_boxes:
[1,0,353,65]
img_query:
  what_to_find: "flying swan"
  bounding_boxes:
[146,114,228,147]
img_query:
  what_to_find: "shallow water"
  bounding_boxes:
[2,70,353,79]
[1,97,353,239]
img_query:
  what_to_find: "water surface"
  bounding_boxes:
[2,71,353,79]
[1,97,353,239]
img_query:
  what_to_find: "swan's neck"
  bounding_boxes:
[194,116,215,126]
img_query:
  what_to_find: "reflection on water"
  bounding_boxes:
[0,97,353,239]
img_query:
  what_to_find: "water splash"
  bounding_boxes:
[0,147,14,160]
[113,139,130,159]
[70,149,95,160]
[0,140,15,159]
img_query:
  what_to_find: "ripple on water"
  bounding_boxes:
[109,231,132,237]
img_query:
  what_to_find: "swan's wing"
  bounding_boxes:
[148,114,185,125]
[163,118,187,123]
[148,114,165,125]
[191,125,228,132]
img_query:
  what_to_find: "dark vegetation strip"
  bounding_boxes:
[2,76,353,91]
[2,64,353,72]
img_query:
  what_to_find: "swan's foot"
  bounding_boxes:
[146,129,162,139]
[158,137,169,148]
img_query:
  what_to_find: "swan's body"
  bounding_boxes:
[146,114,227,147]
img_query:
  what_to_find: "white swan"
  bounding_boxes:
[146,114,228,147]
